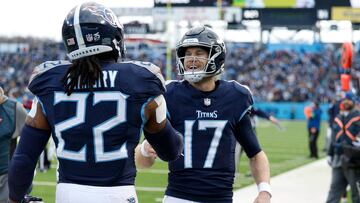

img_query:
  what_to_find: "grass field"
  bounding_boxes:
[233,0,297,8]
[31,120,328,203]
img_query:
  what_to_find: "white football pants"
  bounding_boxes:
[56,183,138,203]
[163,195,200,203]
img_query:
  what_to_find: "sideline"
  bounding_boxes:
[233,159,331,203]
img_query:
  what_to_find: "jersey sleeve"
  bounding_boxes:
[252,108,271,120]
[126,61,166,97]
[232,82,261,158]
[233,82,254,121]
[234,114,261,158]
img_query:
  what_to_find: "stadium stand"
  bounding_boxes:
[1,37,359,104]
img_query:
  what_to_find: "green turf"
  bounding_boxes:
[264,0,296,8]
[233,0,297,8]
[31,120,327,202]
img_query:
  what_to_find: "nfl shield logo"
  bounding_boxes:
[127,197,136,203]
[204,98,211,106]
[86,34,93,42]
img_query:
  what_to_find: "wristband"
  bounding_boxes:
[140,140,151,157]
[257,182,272,197]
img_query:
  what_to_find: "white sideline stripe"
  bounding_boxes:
[33,181,165,192]
[138,169,169,174]
[49,165,169,174]
[136,187,165,192]
[34,181,56,186]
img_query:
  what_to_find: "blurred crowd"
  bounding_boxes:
[225,43,360,103]
[0,37,66,105]
[1,37,359,103]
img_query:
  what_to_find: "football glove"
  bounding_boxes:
[20,195,44,203]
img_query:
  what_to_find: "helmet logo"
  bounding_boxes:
[104,9,121,27]
[86,5,121,28]
[183,38,199,44]
[215,46,221,52]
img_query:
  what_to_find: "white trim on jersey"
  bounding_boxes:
[28,97,38,118]
[154,95,167,123]
[239,105,253,122]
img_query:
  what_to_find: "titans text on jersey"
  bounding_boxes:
[196,110,218,119]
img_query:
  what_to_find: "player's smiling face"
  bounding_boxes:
[183,47,209,73]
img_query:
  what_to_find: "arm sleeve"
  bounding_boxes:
[234,113,262,158]
[12,103,28,139]
[8,125,51,201]
[143,120,183,162]
[252,108,271,120]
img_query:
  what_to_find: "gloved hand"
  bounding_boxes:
[327,155,333,166]
[21,195,44,203]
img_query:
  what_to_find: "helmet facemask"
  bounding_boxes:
[177,43,223,83]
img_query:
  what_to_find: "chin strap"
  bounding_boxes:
[184,74,204,83]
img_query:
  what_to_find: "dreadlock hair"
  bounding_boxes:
[62,52,116,96]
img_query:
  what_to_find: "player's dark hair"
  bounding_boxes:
[62,53,115,96]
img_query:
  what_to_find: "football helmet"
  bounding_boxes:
[62,2,125,61]
[176,26,226,83]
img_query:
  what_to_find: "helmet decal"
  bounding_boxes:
[183,38,199,44]
[74,4,86,49]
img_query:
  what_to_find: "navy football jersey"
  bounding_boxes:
[28,60,165,186]
[164,80,261,202]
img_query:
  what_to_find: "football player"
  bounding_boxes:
[136,26,271,203]
[8,2,183,203]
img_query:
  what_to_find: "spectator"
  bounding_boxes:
[305,101,322,159]
[0,87,27,202]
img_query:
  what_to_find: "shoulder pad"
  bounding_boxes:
[29,60,71,84]
[165,80,183,93]
[126,61,165,88]
[230,80,253,96]
[165,80,177,86]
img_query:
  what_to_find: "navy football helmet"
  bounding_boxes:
[62,2,125,61]
[176,26,226,82]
